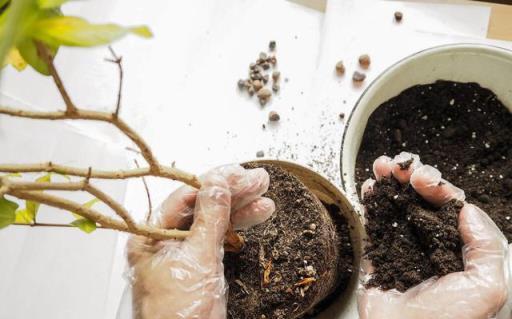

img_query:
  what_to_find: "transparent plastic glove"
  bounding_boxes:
[126,165,275,319]
[359,152,510,319]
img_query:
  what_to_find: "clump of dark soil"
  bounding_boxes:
[225,163,354,319]
[363,177,464,292]
[356,80,512,242]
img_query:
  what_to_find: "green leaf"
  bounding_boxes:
[14,208,34,224]
[17,39,57,75]
[72,198,100,219]
[0,0,38,72]
[31,16,153,48]
[5,47,27,70]
[36,173,51,183]
[0,197,18,229]
[37,0,66,9]
[0,0,10,10]
[25,173,52,220]
[3,172,22,178]
[71,218,96,233]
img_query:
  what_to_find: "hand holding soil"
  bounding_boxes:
[126,165,275,319]
[359,152,509,319]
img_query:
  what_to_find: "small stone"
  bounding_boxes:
[308,223,317,231]
[262,74,270,84]
[335,60,345,75]
[272,71,281,81]
[237,79,245,90]
[358,54,371,68]
[270,56,277,65]
[339,112,345,120]
[261,62,270,70]
[269,111,280,122]
[394,11,403,22]
[248,86,255,96]
[257,88,272,100]
[478,194,490,204]
[250,62,257,69]
[256,150,265,158]
[392,222,398,227]
[252,80,263,91]
[352,71,366,82]
[262,124,266,129]
[259,98,268,106]
[269,40,276,50]
[272,83,280,92]
[259,52,268,60]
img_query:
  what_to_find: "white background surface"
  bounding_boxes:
[0,0,509,318]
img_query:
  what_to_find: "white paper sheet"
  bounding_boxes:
[0,0,506,318]
[0,94,129,319]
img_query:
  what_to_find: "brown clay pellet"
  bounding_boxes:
[359,54,371,68]
[394,11,403,22]
[353,71,366,82]
[335,61,345,75]
[269,111,280,122]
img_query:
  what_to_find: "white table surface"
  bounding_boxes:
[0,0,508,318]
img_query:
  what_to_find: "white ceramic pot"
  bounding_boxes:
[340,44,512,208]
[248,159,363,319]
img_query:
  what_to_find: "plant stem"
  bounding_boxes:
[9,189,189,240]
[0,160,200,189]
[35,41,78,114]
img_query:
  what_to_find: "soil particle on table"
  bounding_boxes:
[363,177,464,292]
[356,80,512,242]
[225,163,354,319]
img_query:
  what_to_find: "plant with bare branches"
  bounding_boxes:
[0,0,243,251]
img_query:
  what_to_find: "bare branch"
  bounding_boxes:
[0,106,163,170]
[83,183,137,230]
[134,159,153,223]
[106,46,123,118]
[1,176,137,230]
[35,41,78,114]
[8,189,189,240]
[0,161,201,188]
[13,222,104,229]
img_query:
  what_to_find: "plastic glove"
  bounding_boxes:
[126,165,275,319]
[359,152,510,319]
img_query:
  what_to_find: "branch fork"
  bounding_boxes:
[0,44,243,251]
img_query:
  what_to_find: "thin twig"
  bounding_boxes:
[134,159,153,223]
[8,189,189,240]
[13,222,105,229]
[106,46,123,118]
[0,106,169,175]
[1,177,137,230]
[35,41,77,114]
[0,161,201,188]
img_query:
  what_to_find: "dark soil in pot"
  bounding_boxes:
[224,163,354,319]
[363,176,464,292]
[356,80,512,242]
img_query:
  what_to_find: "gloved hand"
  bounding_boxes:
[359,152,510,319]
[126,165,275,319]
